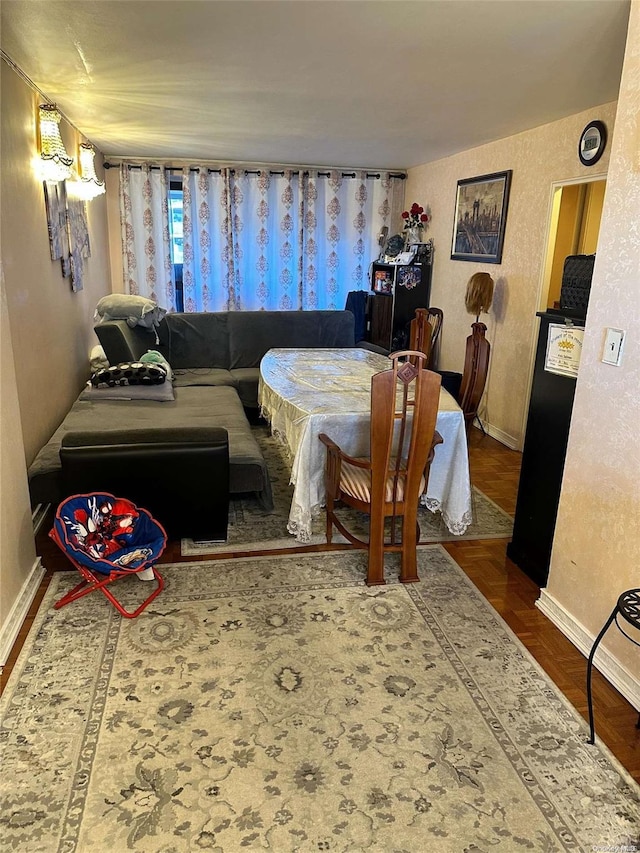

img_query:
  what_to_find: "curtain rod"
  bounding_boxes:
[104,163,406,179]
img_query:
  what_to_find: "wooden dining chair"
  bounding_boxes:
[409,307,444,369]
[319,351,443,586]
[459,321,491,431]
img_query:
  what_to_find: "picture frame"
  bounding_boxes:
[43,180,69,264]
[451,170,512,264]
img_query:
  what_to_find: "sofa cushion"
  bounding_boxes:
[158,313,230,369]
[229,367,261,408]
[80,381,175,402]
[28,386,272,509]
[172,368,237,388]
[227,310,355,369]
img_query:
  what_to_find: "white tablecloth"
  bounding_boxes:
[259,348,472,542]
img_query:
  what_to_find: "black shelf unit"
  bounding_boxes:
[368,253,432,350]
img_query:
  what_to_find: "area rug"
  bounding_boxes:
[1,549,638,852]
[183,425,513,556]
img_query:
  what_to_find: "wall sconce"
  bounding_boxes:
[38,103,73,181]
[77,142,106,199]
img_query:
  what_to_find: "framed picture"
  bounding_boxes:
[451,170,512,263]
[43,180,69,264]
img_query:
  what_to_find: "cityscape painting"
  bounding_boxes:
[451,170,512,263]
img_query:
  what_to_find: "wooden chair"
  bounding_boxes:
[409,307,444,369]
[319,351,443,586]
[459,321,491,430]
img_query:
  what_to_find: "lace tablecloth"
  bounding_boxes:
[259,348,473,542]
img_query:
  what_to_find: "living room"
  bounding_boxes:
[1,1,639,847]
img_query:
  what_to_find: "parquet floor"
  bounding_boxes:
[3,427,640,784]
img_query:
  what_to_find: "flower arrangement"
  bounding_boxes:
[401,202,430,232]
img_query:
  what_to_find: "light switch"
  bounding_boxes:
[602,327,625,366]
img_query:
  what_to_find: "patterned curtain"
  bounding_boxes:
[119,164,177,310]
[181,168,402,311]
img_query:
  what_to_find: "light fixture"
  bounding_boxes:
[38,103,73,181]
[77,142,106,198]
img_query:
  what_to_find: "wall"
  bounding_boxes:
[542,2,640,689]
[0,61,111,654]
[404,102,617,449]
[1,62,111,465]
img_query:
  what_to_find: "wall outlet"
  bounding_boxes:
[602,327,625,365]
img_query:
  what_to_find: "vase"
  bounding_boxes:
[404,227,422,248]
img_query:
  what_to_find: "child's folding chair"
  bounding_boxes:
[49,492,166,618]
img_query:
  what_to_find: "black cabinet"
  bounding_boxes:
[507,310,585,586]
[369,258,432,350]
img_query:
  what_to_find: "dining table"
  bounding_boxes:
[258,348,473,542]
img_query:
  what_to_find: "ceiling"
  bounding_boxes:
[0,0,631,170]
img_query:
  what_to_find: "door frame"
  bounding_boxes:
[519,172,607,446]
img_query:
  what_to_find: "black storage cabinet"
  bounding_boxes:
[507,310,585,586]
[368,257,432,350]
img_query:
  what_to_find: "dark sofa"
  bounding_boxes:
[28,310,356,539]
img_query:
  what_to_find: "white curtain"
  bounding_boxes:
[181,168,403,311]
[121,163,403,311]
[119,164,177,310]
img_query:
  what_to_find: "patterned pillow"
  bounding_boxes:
[90,361,168,388]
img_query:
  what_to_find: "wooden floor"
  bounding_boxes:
[3,427,640,784]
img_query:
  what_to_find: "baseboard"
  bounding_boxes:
[537,588,640,711]
[473,419,521,451]
[0,557,46,669]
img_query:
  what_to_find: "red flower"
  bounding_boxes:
[420,214,429,223]
[401,211,409,219]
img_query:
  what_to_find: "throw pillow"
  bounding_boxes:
[94,294,167,330]
[90,361,168,388]
[80,382,175,402]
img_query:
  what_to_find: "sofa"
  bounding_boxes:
[28,310,356,539]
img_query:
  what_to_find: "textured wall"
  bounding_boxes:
[1,64,111,465]
[548,3,640,673]
[404,102,617,448]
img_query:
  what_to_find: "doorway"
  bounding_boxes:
[539,176,606,312]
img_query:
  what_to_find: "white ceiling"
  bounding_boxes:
[0,0,631,170]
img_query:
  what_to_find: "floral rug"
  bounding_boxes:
[1,548,638,852]
[183,425,513,556]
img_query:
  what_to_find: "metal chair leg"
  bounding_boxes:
[586,608,618,744]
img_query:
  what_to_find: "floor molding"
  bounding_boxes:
[473,419,521,451]
[537,588,640,711]
[0,557,46,668]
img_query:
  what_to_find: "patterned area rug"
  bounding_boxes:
[183,425,513,556]
[1,548,638,852]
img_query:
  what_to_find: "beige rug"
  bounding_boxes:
[183,425,513,556]
[1,547,637,852]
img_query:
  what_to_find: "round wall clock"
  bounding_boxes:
[578,120,607,166]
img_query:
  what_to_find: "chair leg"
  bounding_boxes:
[586,608,617,744]
[400,509,419,584]
[367,515,385,586]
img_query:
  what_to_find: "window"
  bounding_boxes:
[169,178,184,311]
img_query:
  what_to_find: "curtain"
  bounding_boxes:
[121,163,403,311]
[119,164,177,310]
[181,168,403,311]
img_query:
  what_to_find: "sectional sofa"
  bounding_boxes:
[28,310,357,539]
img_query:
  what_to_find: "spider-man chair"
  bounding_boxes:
[50,492,166,618]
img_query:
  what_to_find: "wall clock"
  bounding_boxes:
[578,120,607,166]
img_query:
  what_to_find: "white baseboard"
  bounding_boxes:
[537,588,640,711]
[473,419,521,451]
[0,557,46,668]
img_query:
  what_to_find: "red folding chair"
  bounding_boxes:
[50,492,166,618]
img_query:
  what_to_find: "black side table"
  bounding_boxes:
[587,588,640,744]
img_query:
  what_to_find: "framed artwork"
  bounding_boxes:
[43,181,70,266]
[451,170,512,263]
[65,197,91,292]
